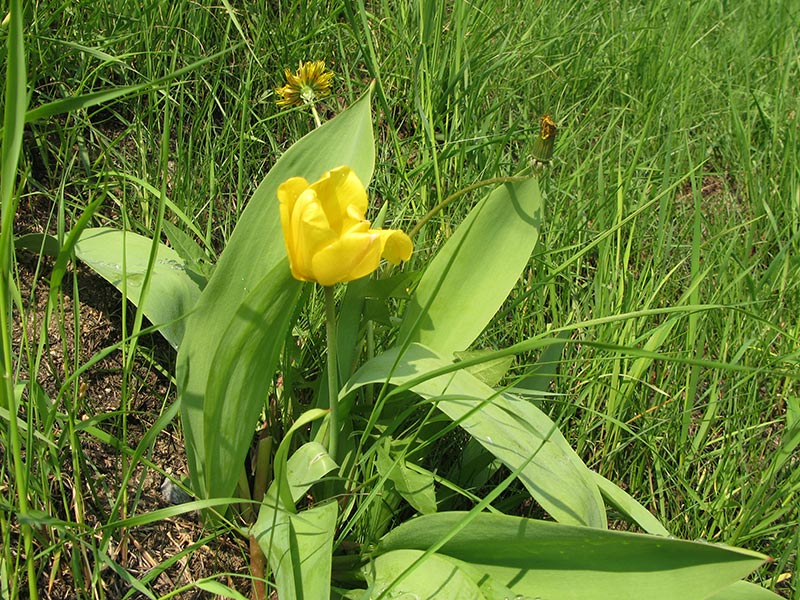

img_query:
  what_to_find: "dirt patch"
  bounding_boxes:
[8,213,251,597]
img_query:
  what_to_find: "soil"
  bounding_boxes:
[8,198,251,599]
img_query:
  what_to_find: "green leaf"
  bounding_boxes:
[775,396,800,469]
[74,227,204,348]
[178,89,375,499]
[443,438,499,502]
[591,471,671,537]
[367,549,486,600]
[202,262,303,501]
[453,350,514,388]
[161,220,213,281]
[18,44,241,127]
[1,0,27,218]
[274,441,337,506]
[376,442,437,515]
[2,382,56,448]
[194,580,250,600]
[1,0,27,413]
[99,552,156,599]
[265,412,333,513]
[508,332,568,397]
[344,343,606,528]
[450,560,516,599]
[705,581,785,600]
[253,500,338,600]
[336,591,368,600]
[14,232,60,257]
[377,512,769,600]
[398,178,543,357]
[337,277,371,382]
[363,297,393,326]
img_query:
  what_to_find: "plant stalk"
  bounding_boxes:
[324,285,340,462]
[249,534,267,600]
[408,175,529,239]
[310,103,322,128]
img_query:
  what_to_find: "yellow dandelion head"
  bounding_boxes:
[275,60,334,108]
[532,114,558,167]
[539,114,558,140]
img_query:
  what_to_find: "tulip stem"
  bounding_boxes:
[323,285,340,463]
[408,175,530,239]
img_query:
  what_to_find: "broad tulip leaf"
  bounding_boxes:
[269,441,337,506]
[450,559,516,599]
[14,232,60,257]
[343,343,606,528]
[253,440,336,599]
[591,471,671,537]
[367,549,486,600]
[336,276,372,382]
[376,443,437,515]
[253,500,338,600]
[453,350,515,388]
[202,262,303,500]
[705,581,785,599]
[398,177,542,357]
[267,409,332,512]
[161,220,214,281]
[178,89,375,498]
[74,227,204,348]
[377,512,769,600]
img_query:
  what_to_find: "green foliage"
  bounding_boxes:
[367,549,487,599]
[73,228,204,348]
[398,177,543,357]
[177,90,375,500]
[254,418,337,600]
[255,500,338,600]
[344,343,606,528]
[2,0,798,597]
[1,1,38,597]
[375,440,437,515]
[591,471,671,537]
[371,512,778,600]
[200,262,302,503]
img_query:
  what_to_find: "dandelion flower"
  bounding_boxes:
[275,60,334,108]
[532,114,558,167]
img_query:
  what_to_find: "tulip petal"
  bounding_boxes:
[278,177,312,278]
[278,166,412,285]
[310,166,368,233]
[380,230,414,264]
[277,177,310,212]
[296,189,341,278]
[311,232,383,286]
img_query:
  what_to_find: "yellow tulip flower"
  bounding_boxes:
[278,166,413,286]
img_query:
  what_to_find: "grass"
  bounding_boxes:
[2,0,799,597]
